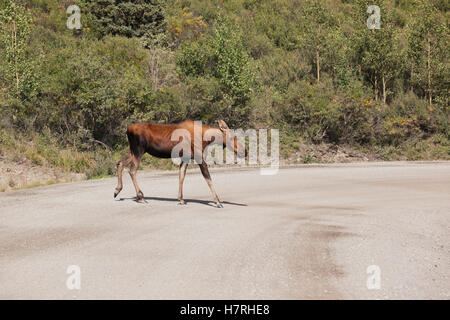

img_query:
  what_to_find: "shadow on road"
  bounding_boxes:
[116,196,247,207]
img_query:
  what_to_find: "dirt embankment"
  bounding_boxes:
[283,143,374,164]
[0,158,84,192]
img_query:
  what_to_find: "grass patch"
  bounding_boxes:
[13,180,57,190]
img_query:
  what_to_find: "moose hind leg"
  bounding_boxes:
[114,153,132,198]
[178,162,188,205]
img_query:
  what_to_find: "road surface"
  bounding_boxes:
[0,162,449,299]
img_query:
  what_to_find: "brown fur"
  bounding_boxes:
[114,119,245,207]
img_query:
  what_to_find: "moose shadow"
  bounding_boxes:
[116,196,247,207]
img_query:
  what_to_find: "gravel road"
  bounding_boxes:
[0,162,449,299]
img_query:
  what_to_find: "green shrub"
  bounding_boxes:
[82,0,167,47]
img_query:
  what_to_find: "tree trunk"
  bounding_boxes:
[427,33,432,107]
[371,27,377,101]
[13,19,19,92]
[316,47,320,83]
[374,75,378,101]
[382,74,386,104]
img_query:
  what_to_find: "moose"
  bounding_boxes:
[114,120,246,208]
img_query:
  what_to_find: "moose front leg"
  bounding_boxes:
[178,162,188,205]
[198,162,222,208]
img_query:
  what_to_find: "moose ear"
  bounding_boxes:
[217,120,229,131]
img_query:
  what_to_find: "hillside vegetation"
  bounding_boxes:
[0,0,448,189]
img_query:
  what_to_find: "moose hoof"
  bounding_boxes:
[137,198,145,203]
[178,200,186,205]
[114,188,121,198]
[216,203,223,208]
